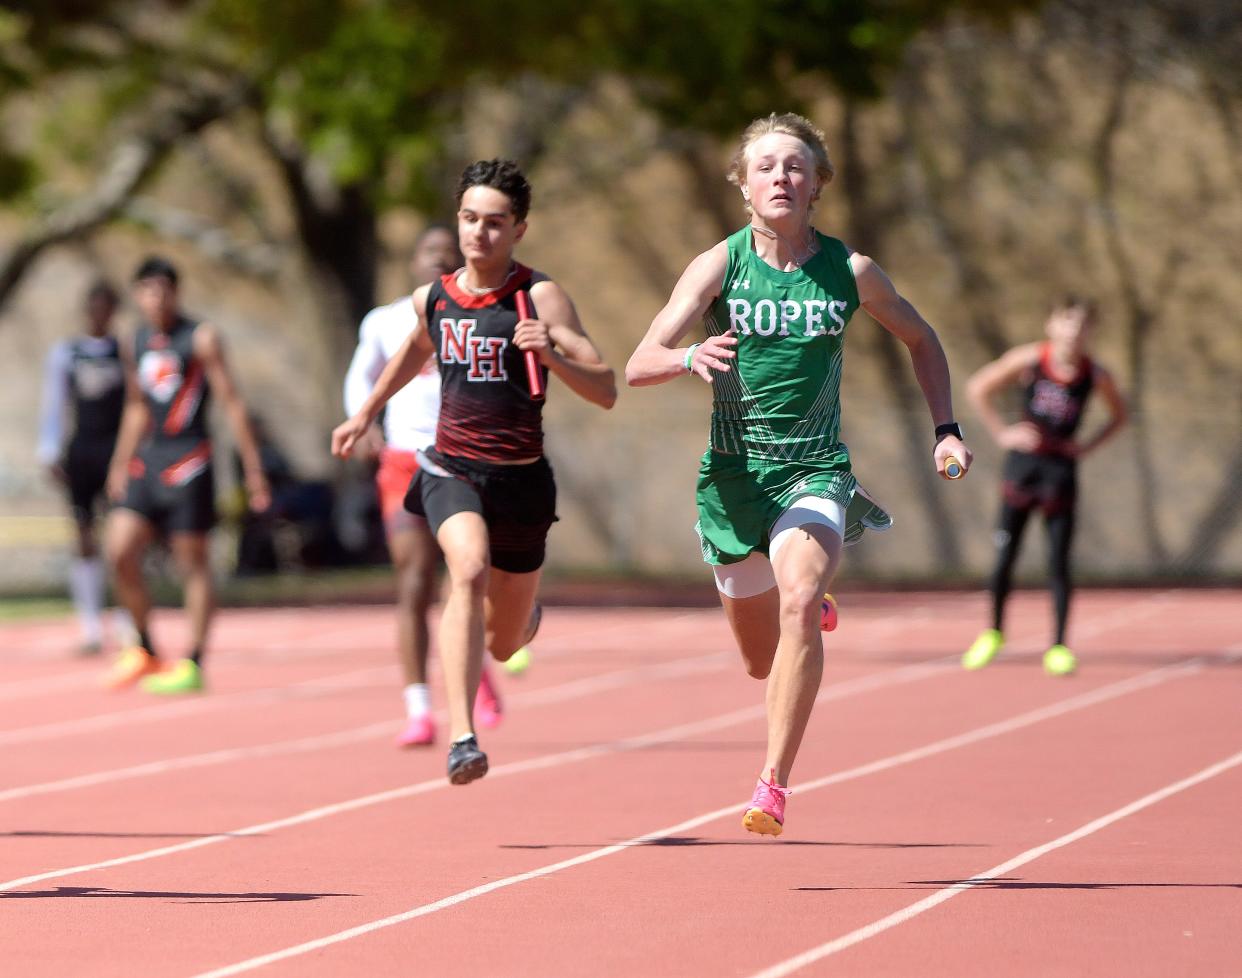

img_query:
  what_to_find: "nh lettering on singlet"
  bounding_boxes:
[705,227,860,463]
[438,319,510,382]
[425,264,550,462]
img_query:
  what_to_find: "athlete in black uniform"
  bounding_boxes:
[333,160,617,784]
[37,282,126,654]
[963,296,1127,675]
[103,256,270,694]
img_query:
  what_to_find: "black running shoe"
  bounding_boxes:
[524,603,543,645]
[447,735,489,785]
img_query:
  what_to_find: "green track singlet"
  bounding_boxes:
[694,226,892,565]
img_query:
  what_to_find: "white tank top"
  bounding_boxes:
[343,297,439,452]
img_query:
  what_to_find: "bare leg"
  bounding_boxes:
[484,567,542,662]
[169,532,213,658]
[1044,508,1076,647]
[435,511,490,742]
[764,524,841,785]
[719,587,781,679]
[387,519,440,686]
[105,509,157,649]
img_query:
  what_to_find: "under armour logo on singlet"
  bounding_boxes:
[731,278,751,291]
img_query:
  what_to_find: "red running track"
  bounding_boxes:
[1,588,1239,977]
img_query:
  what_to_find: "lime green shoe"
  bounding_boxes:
[1043,644,1077,676]
[141,658,203,695]
[504,645,532,676]
[962,629,1004,670]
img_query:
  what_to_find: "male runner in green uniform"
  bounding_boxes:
[627,112,971,836]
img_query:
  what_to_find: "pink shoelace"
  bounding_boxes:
[750,768,792,821]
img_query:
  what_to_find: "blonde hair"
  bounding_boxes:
[727,113,834,211]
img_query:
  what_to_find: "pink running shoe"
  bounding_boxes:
[743,769,791,837]
[475,667,503,729]
[820,593,839,632]
[395,714,436,748]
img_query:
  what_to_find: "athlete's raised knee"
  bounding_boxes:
[744,658,772,680]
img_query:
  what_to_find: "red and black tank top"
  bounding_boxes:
[134,316,211,445]
[1022,343,1094,448]
[424,264,550,462]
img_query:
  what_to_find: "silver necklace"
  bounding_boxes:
[750,224,818,270]
[459,263,518,296]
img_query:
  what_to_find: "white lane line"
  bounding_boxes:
[749,744,1242,978]
[850,588,1176,663]
[0,651,730,804]
[1,615,376,663]
[0,600,966,792]
[0,605,715,717]
[0,672,101,702]
[183,659,1199,978]
[0,665,397,747]
[0,659,952,895]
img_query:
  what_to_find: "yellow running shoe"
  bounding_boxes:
[962,629,1004,671]
[504,645,532,676]
[1043,644,1077,676]
[141,658,203,695]
[103,647,161,691]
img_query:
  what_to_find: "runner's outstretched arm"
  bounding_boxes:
[333,286,435,458]
[626,244,732,387]
[851,252,972,475]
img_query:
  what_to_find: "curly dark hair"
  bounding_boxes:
[455,159,532,223]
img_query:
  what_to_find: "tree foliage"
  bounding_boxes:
[0,0,1037,215]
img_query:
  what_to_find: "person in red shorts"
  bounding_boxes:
[345,226,520,747]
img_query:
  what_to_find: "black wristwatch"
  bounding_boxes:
[934,422,964,442]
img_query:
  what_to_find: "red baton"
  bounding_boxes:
[515,290,545,401]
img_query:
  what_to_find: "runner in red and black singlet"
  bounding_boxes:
[103,256,271,695]
[413,263,559,573]
[963,296,1128,676]
[37,281,126,654]
[1020,342,1096,456]
[125,314,214,527]
[341,225,515,751]
[425,264,549,463]
[334,159,616,786]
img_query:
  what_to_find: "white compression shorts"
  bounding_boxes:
[711,496,846,599]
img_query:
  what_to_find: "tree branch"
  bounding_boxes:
[121,197,283,279]
[0,78,253,310]
[1089,51,1172,563]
